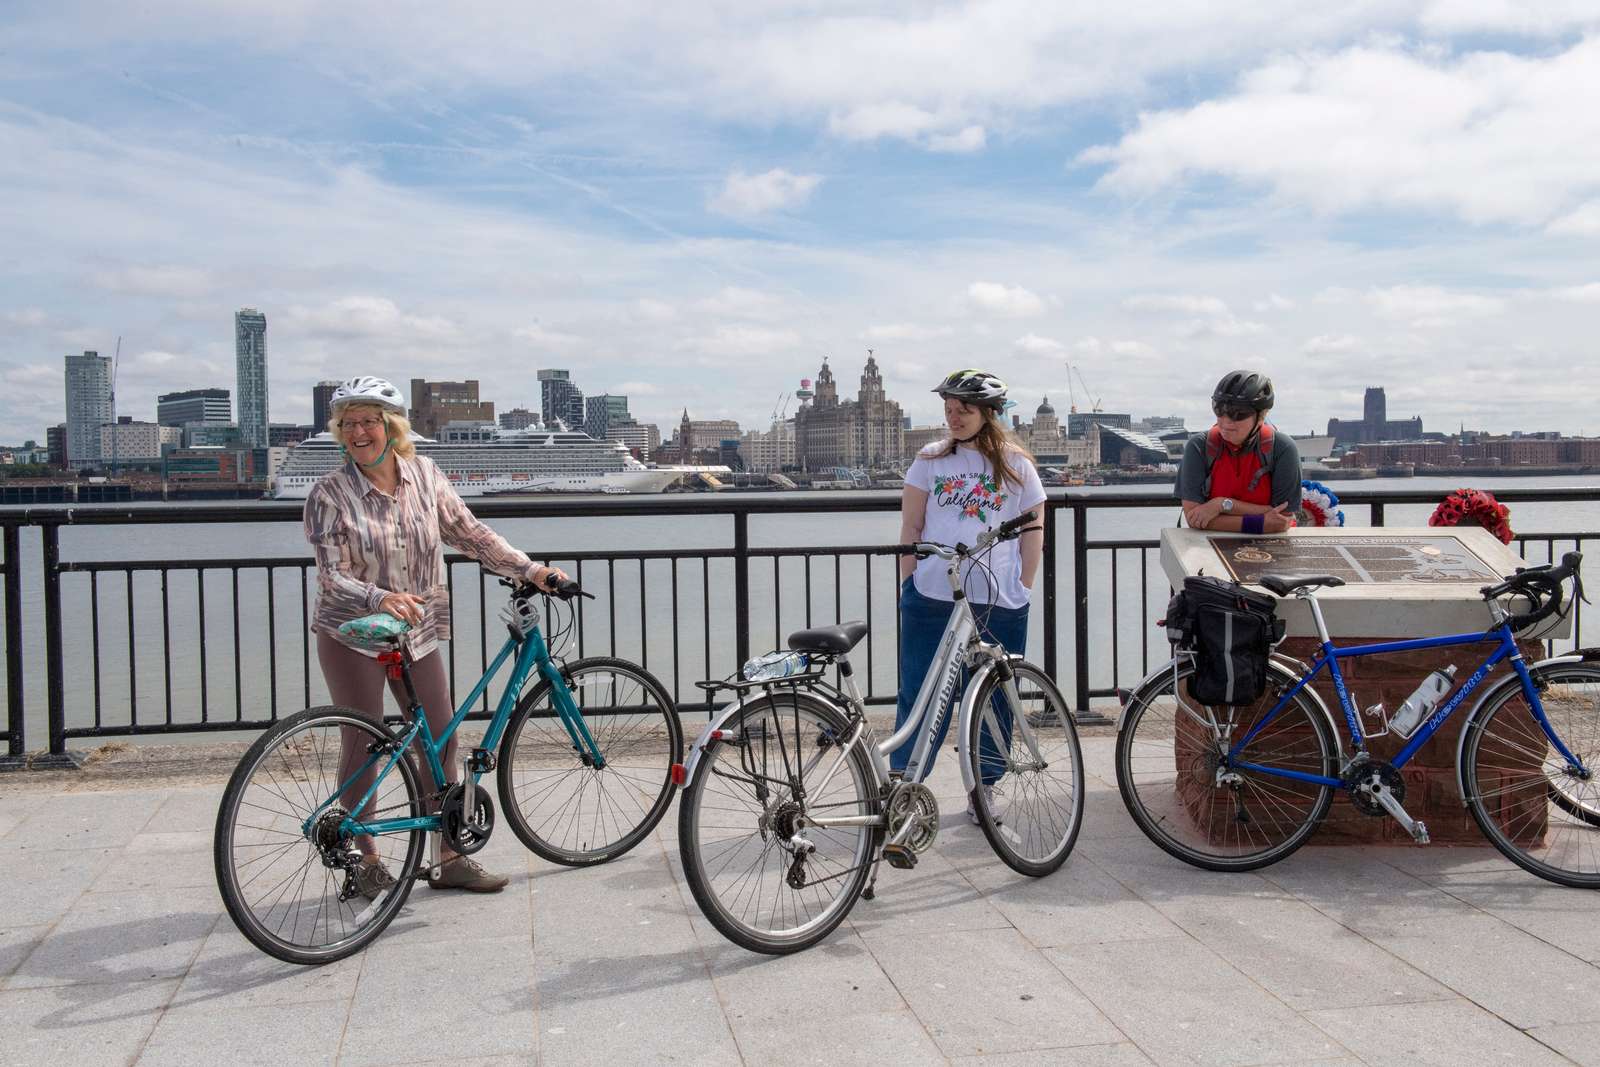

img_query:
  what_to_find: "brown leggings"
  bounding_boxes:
[318,633,457,850]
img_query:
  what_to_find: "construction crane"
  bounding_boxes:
[1065,362,1102,414]
[770,390,790,428]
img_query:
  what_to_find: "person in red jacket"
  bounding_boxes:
[1177,370,1301,533]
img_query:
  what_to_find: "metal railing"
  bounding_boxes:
[1,485,1597,764]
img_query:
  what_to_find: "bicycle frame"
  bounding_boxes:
[301,621,602,840]
[1221,595,1590,790]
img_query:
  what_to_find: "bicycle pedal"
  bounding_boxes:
[881,843,917,870]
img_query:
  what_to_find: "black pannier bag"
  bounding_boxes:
[1162,576,1285,705]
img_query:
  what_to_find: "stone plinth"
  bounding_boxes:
[1160,526,1564,846]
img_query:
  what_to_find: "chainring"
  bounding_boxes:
[886,781,940,854]
[440,783,496,854]
[1342,760,1405,817]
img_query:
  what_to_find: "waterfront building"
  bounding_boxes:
[409,379,494,438]
[184,424,242,448]
[1327,387,1423,447]
[793,355,904,472]
[1015,399,1100,467]
[268,423,315,448]
[235,308,269,448]
[739,419,796,472]
[1097,424,1169,466]
[158,388,231,427]
[312,380,340,432]
[101,418,182,462]
[1067,410,1130,438]
[661,411,742,465]
[499,406,539,431]
[64,350,113,468]
[47,423,67,468]
[605,421,658,461]
[584,394,631,439]
[903,426,947,457]
[537,369,585,429]
[163,446,258,482]
[1135,415,1186,435]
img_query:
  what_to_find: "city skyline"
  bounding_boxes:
[2,7,1598,444]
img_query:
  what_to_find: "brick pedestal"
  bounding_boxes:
[1281,636,1545,845]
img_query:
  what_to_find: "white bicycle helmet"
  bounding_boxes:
[932,368,1008,409]
[330,375,407,415]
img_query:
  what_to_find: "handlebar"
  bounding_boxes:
[1480,551,1585,633]
[498,576,595,601]
[893,510,1040,559]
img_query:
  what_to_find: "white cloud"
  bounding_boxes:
[633,299,677,322]
[1366,285,1504,327]
[512,321,581,347]
[287,297,460,341]
[967,282,1044,317]
[696,287,784,318]
[1014,332,1064,355]
[862,322,953,342]
[1124,293,1264,337]
[91,265,215,299]
[1303,333,1359,354]
[1082,38,1600,229]
[1548,201,1600,236]
[1255,293,1294,312]
[928,125,987,154]
[828,102,940,143]
[3,308,48,328]
[615,380,660,395]
[708,168,822,218]
[1553,283,1600,303]
[675,325,800,358]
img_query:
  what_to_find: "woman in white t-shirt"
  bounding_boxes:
[895,369,1047,822]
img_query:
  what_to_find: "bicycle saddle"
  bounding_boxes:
[1258,574,1346,597]
[787,621,869,654]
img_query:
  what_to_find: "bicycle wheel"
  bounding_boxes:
[1116,658,1337,871]
[498,657,682,866]
[678,692,879,954]
[1461,662,1600,888]
[214,706,426,965]
[967,660,1084,877]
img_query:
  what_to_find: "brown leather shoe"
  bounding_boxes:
[353,859,398,901]
[426,856,508,893]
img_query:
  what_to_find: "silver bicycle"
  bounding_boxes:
[676,511,1085,953]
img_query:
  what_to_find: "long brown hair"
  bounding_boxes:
[935,405,1035,490]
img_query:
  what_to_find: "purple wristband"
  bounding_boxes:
[1242,513,1265,535]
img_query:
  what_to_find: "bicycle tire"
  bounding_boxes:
[498,656,682,866]
[214,706,426,965]
[1461,661,1600,888]
[1116,659,1337,872]
[967,660,1084,877]
[679,692,879,954]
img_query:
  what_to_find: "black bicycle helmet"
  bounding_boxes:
[1211,370,1274,412]
[933,368,1008,409]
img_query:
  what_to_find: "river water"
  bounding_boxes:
[4,475,1597,748]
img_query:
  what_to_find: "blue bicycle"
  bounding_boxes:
[1116,552,1600,887]
[214,578,682,964]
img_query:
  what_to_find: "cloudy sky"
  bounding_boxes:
[2,2,1598,443]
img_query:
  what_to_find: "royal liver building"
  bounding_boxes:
[794,354,904,472]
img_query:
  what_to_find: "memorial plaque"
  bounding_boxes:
[1209,534,1501,586]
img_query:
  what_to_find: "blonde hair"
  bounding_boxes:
[328,404,417,459]
[933,405,1035,490]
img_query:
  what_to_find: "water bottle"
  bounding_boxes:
[742,650,809,682]
[1389,665,1458,737]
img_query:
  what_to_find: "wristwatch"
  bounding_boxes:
[1220,498,1235,513]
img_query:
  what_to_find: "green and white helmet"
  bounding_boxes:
[933,368,1008,409]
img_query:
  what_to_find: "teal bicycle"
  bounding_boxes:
[214,578,682,964]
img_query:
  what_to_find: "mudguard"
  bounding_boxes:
[677,688,850,788]
[1452,649,1600,802]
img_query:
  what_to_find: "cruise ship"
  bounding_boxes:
[272,422,723,499]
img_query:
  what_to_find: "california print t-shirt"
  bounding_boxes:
[904,442,1046,609]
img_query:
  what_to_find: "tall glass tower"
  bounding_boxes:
[63,349,113,468]
[235,308,269,448]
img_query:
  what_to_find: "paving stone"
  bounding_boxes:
[1048,937,1350,1067]
[1403,865,1600,963]
[150,787,225,833]
[533,845,702,962]
[135,994,349,1066]
[6,886,219,989]
[536,947,739,1066]
[0,789,164,851]
[1255,849,1474,933]
[730,1007,943,1065]
[702,928,906,1023]
[1305,998,1571,1065]
[0,978,176,1066]
[0,847,118,927]
[846,847,1014,940]
[1348,911,1600,1029]
[0,927,48,980]
[949,1045,1156,1067]
[343,935,538,1067]
[92,831,216,892]
[1524,1021,1600,1066]
[954,852,1185,949]
[172,925,364,1010]
[1143,889,1455,1011]
[865,928,1121,1059]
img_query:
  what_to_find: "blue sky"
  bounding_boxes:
[2,2,1598,443]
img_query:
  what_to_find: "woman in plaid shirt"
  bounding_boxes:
[306,376,568,896]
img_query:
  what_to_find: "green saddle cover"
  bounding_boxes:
[337,613,412,650]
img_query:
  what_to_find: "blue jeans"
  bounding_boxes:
[891,577,1029,785]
